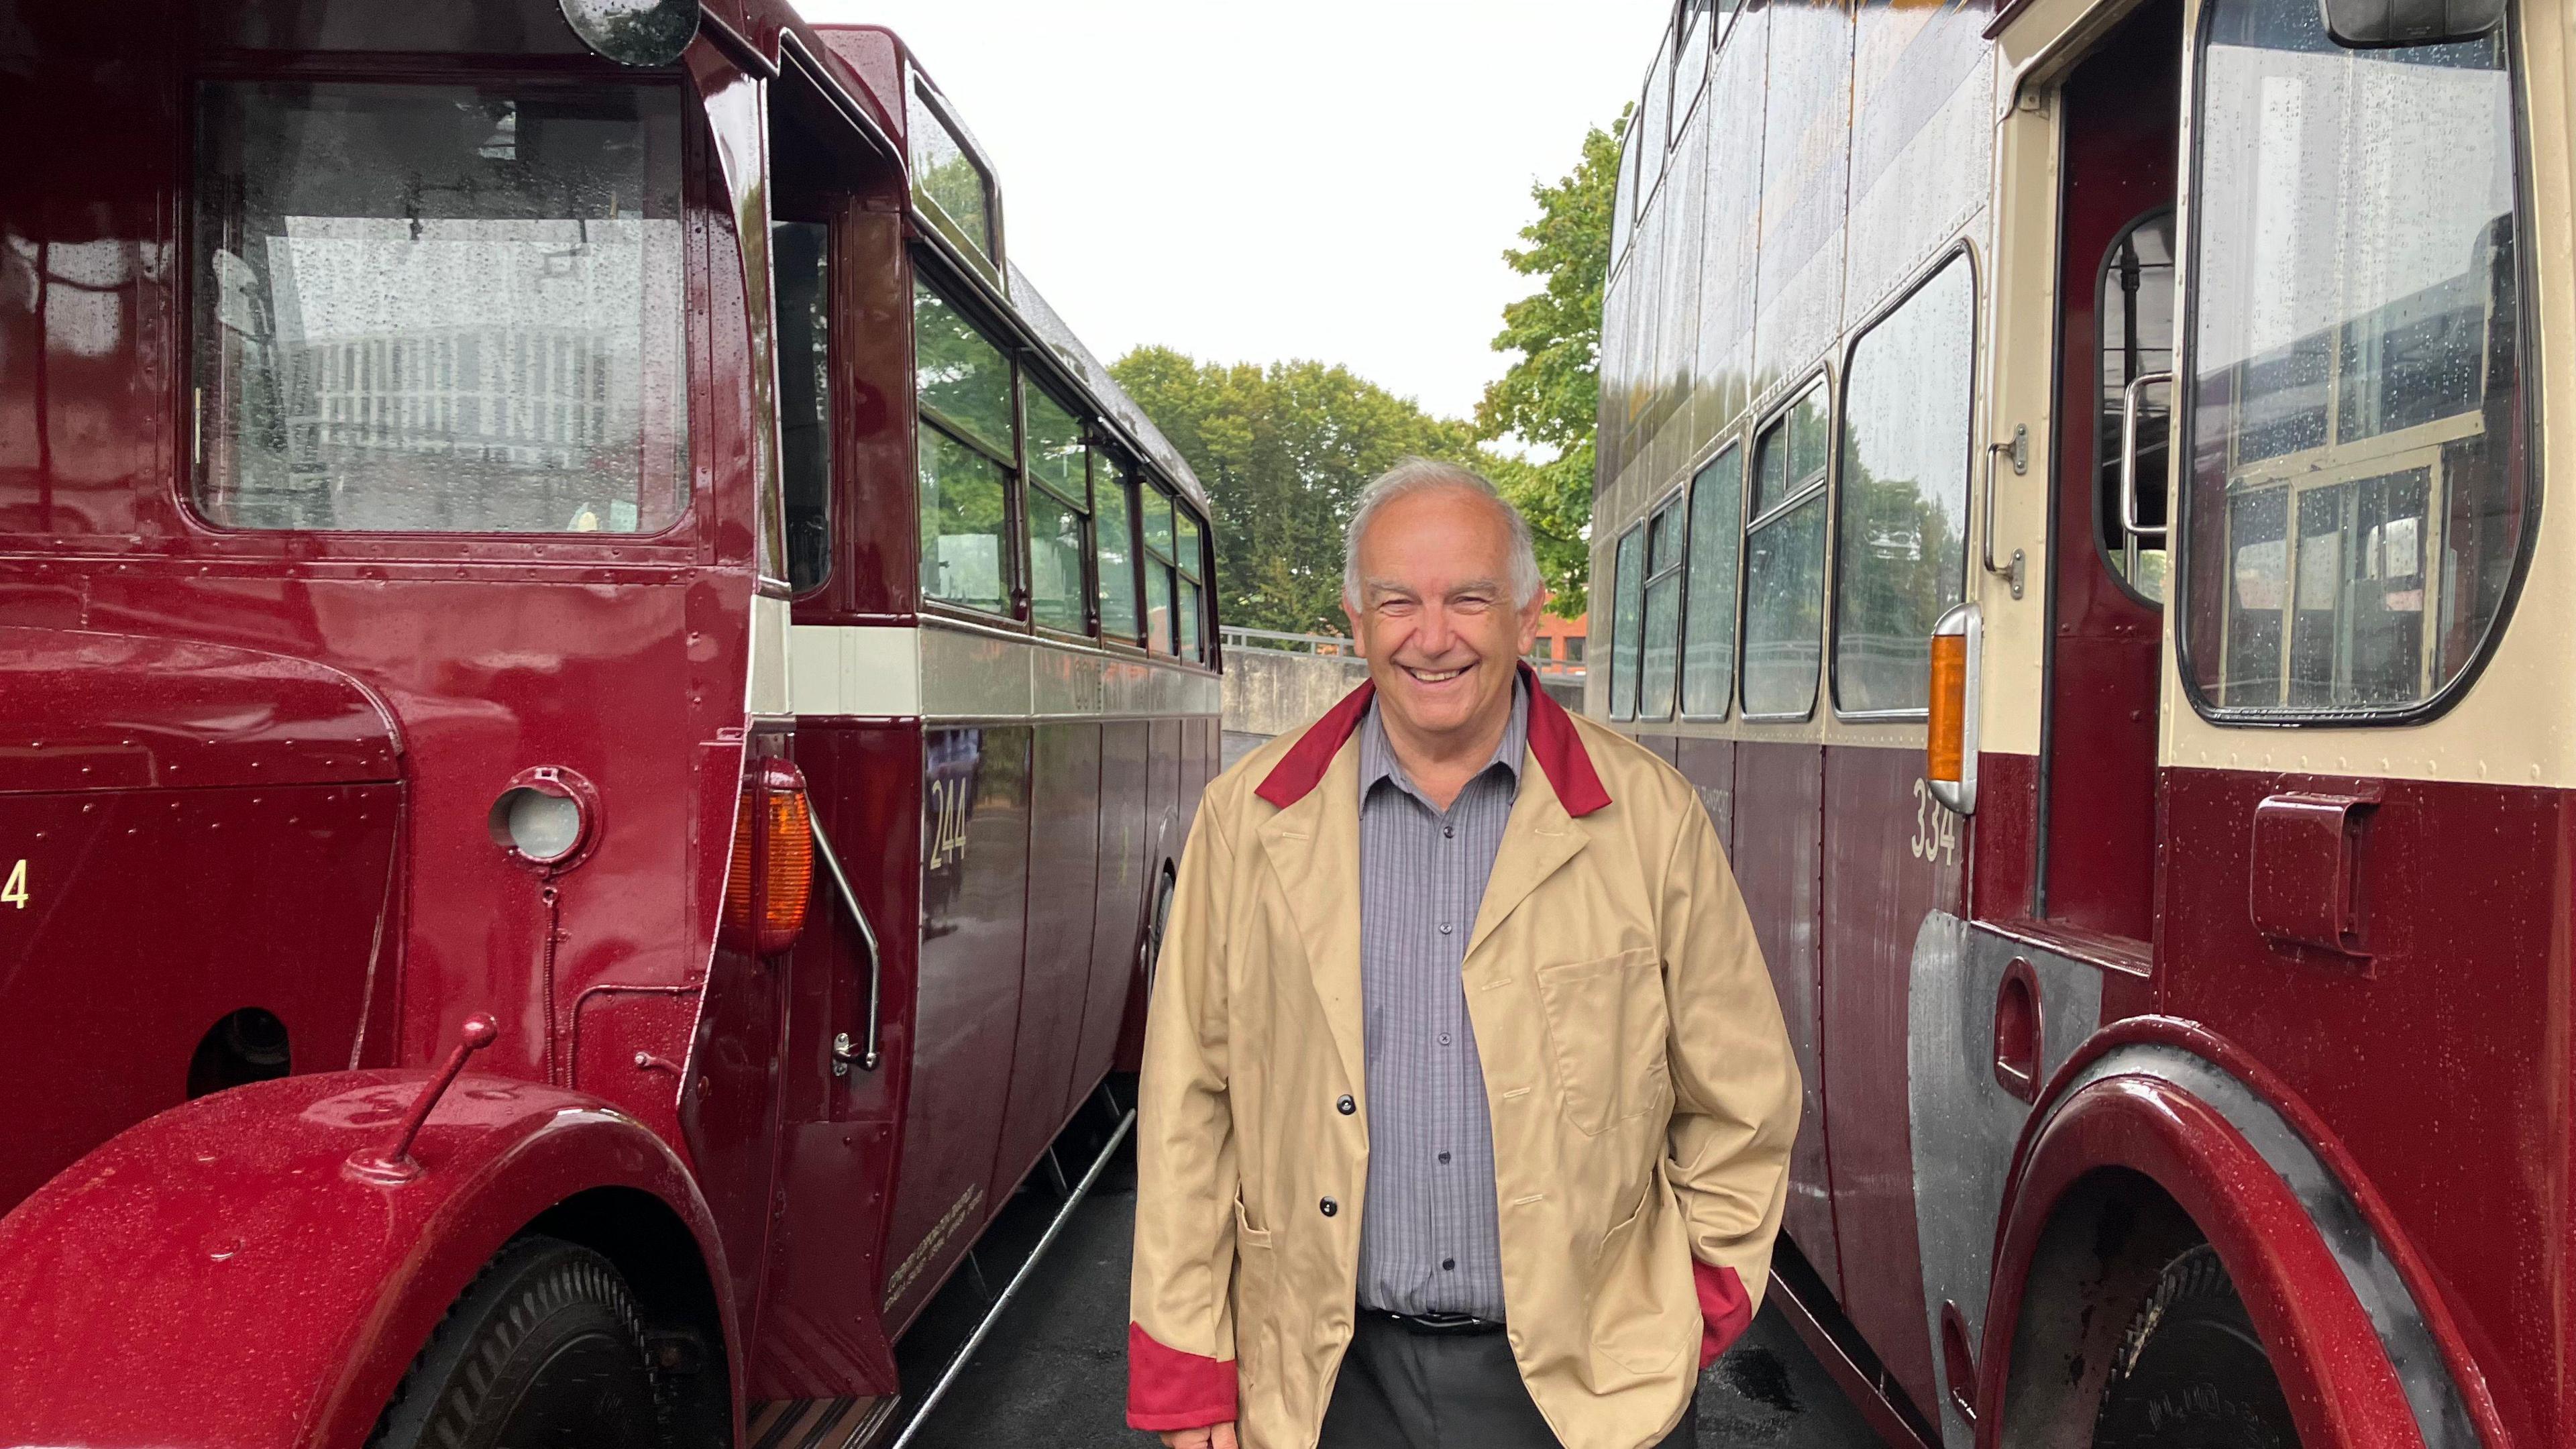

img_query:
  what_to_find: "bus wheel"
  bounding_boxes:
[2092,1244,2297,1449]
[372,1235,667,1449]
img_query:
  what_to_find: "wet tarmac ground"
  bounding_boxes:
[885,1116,1881,1449]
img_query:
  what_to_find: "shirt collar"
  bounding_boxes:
[1358,676,1529,803]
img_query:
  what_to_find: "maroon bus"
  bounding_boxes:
[0,1,1220,1444]
[1594,0,2557,1447]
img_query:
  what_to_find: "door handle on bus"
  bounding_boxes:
[2120,372,2174,541]
[808,810,883,1075]
[1982,424,2027,600]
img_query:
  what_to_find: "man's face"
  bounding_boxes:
[1342,486,1548,747]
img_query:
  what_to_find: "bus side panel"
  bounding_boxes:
[1072,716,1153,1095]
[1676,735,1735,851]
[990,718,1104,1206]
[1819,742,1953,1413]
[1731,737,1835,1297]
[883,724,1032,1329]
[2159,765,2569,1443]
[751,718,920,1401]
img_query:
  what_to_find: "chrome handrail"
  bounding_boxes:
[808,810,882,1074]
[1982,423,2027,600]
[2121,371,2174,541]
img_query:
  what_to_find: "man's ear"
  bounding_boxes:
[1342,597,1366,655]
[1517,590,1551,655]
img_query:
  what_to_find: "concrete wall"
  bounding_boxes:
[1221,648,1587,741]
[1223,648,1372,739]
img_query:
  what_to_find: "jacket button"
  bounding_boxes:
[1336,1095,1356,1116]
[1320,1196,1339,1218]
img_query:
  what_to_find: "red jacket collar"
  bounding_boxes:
[1254,661,1611,816]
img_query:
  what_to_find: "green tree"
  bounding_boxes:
[1477,110,1627,616]
[1111,347,1499,637]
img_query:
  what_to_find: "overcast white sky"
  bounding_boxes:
[792,0,1672,423]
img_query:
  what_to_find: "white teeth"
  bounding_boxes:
[1410,667,1465,682]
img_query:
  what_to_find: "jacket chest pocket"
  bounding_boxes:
[1531,947,1672,1136]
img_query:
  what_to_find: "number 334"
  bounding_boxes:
[1909,780,1957,865]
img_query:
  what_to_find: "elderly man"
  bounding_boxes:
[1126,459,1800,1449]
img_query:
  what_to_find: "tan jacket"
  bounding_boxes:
[1126,677,1801,1449]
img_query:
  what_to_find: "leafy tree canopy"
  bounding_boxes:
[1475,109,1626,616]
[1112,347,1520,637]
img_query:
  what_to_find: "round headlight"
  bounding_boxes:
[487,771,597,869]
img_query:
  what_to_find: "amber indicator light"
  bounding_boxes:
[1927,632,1967,784]
[722,760,816,956]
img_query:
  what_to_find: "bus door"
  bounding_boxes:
[2039,0,2181,949]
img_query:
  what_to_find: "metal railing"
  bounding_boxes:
[1219,625,1585,678]
[1220,625,1360,656]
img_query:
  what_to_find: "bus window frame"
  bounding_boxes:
[906,76,1004,287]
[1636,484,1690,722]
[1828,243,1980,724]
[910,256,1024,625]
[1018,374,1097,642]
[1607,521,1647,722]
[1678,436,1746,723]
[2169,0,2540,729]
[176,66,711,561]
[2090,207,2176,613]
[1634,31,1674,223]
[1671,0,1715,152]
[1738,372,1835,724]
[1091,445,1145,649]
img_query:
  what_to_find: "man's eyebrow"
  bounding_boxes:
[1446,578,1505,597]
[1362,578,1420,600]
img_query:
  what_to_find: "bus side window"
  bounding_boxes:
[1175,506,1207,662]
[1094,450,1140,643]
[2180,0,2528,718]
[1142,485,1177,654]
[1741,383,1830,718]
[913,278,1016,614]
[1023,386,1089,633]
[1833,254,1976,716]
[1639,494,1685,720]
[1607,523,1646,721]
[1680,443,1743,719]
[773,219,832,595]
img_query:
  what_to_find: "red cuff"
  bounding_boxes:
[1694,1263,1752,1369]
[1127,1322,1240,1432]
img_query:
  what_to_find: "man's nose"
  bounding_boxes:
[1411,602,1458,657]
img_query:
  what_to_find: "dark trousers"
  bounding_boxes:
[1318,1315,1697,1449]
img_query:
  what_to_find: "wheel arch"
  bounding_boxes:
[1978,1020,2500,1449]
[0,1069,741,1449]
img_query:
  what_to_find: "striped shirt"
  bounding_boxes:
[1353,680,1528,1320]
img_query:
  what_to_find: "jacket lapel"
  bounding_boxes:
[1255,737,1368,1097]
[1465,759,1589,961]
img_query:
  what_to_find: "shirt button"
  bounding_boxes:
[1320,1197,1339,1218]
[1439,922,1453,935]
[1442,1258,1457,1271]
[1438,1032,1452,1046]
[1443,824,1454,839]
[1438,1150,1452,1165]
[1337,1094,1356,1116]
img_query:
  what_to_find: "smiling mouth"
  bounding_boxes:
[1404,665,1470,684]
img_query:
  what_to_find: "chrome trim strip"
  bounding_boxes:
[808,809,882,1073]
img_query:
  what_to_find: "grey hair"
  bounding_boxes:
[1341,458,1547,612]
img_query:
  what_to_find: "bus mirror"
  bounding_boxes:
[1927,602,1980,816]
[558,0,700,66]
[2317,0,2501,48]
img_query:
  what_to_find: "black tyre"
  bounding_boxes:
[372,1235,666,1449]
[2094,1243,2299,1449]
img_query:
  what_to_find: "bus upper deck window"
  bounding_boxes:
[2182,0,2526,717]
[191,82,689,535]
